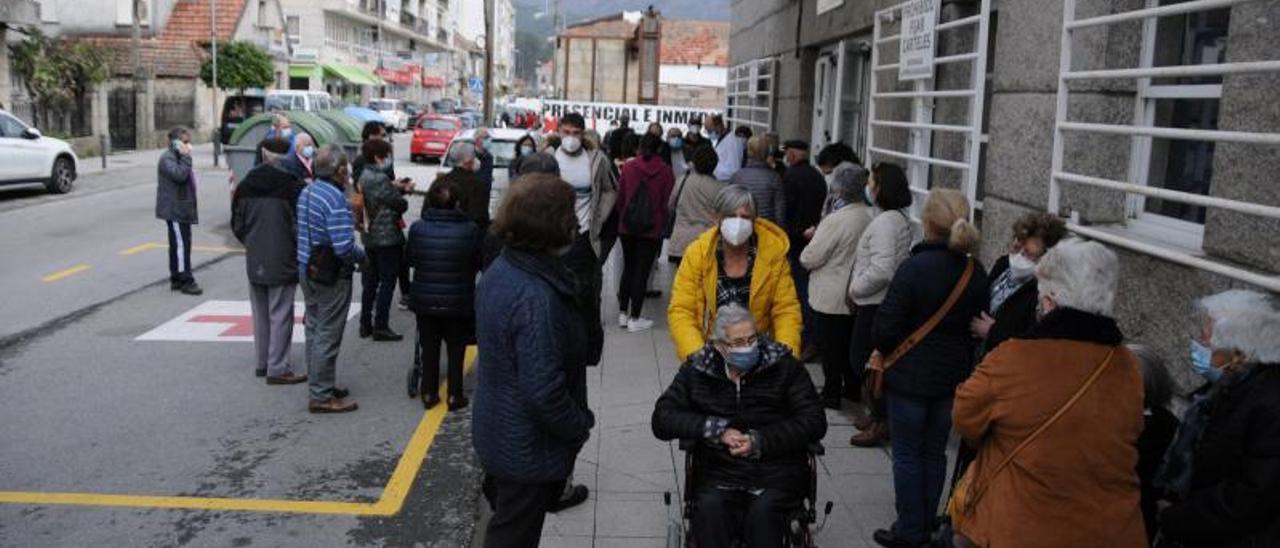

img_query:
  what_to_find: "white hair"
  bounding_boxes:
[1035,238,1118,316]
[450,141,476,165]
[712,185,756,219]
[1198,289,1280,363]
[712,304,756,342]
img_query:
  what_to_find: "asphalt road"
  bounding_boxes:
[0,138,481,547]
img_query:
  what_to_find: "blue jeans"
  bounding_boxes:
[887,392,953,543]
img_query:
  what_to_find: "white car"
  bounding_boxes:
[0,110,78,194]
[265,90,337,112]
[369,98,409,132]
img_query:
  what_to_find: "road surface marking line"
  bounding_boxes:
[120,242,245,255]
[41,265,90,283]
[0,349,477,516]
[120,242,165,256]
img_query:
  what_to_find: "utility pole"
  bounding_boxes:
[211,0,219,165]
[131,0,143,150]
[483,0,495,126]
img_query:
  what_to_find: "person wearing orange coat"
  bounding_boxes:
[951,239,1146,548]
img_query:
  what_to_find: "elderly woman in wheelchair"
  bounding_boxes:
[653,304,829,547]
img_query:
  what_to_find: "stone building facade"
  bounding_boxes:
[731,0,1280,394]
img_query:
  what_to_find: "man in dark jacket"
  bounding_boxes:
[473,127,495,190]
[406,178,482,410]
[781,139,829,361]
[427,141,491,229]
[279,133,316,183]
[652,304,827,548]
[156,126,202,295]
[232,137,307,383]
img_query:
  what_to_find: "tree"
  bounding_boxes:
[199,41,275,96]
[9,30,108,121]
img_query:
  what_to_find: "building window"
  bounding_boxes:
[1130,4,1230,228]
[37,0,58,23]
[726,58,775,134]
[116,0,149,26]
[286,15,301,47]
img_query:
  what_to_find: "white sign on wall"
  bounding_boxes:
[541,99,721,133]
[817,0,844,16]
[898,0,940,81]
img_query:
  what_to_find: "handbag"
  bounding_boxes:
[864,258,975,402]
[948,347,1118,521]
[662,172,690,239]
[304,186,342,286]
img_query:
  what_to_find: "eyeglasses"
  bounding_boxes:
[722,334,759,348]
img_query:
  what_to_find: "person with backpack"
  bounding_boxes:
[614,133,674,333]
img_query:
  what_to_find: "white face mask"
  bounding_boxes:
[1008,252,1037,280]
[720,218,754,246]
[560,135,582,154]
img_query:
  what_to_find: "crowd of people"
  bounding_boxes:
[155,105,1280,547]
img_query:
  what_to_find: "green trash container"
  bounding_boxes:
[225,111,342,182]
[315,109,365,162]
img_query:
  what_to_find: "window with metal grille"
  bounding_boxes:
[725,58,775,134]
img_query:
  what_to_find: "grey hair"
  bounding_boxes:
[1127,343,1173,411]
[1035,238,1118,316]
[167,126,189,141]
[712,304,756,342]
[1197,289,1280,363]
[313,145,347,180]
[712,185,756,219]
[450,141,476,165]
[272,113,289,127]
[832,163,869,202]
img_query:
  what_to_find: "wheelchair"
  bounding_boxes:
[664,439,832,548]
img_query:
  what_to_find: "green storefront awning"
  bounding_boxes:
[288,64,321,79]
[323,64,384,86]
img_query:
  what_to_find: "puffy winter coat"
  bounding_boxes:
[231,162,305,285]
[652,338,826,491]
[729,159,786,227]
[359,169,408,248]
[472,249,595,483]
[1160,363,1280,548]
[872,242,989,398]
[799,203,875,315]
[847,208,914,306]
[668,219,802,361]
[406,208,481,317]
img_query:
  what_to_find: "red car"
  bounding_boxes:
[410,115,462,163]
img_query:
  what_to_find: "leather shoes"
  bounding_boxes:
[851,421,889,447]
[873,528,925,548]
[266,372,307,385]
[853,414,876,431]
[254,368,267,378]
[308,397,358,414]
[422,394,441,410]
[548,484,589,513]
[447,395,469,411]
[821,395,843,410]
[372,328,403,341]
[179,282,203,296]
[359,324,372,338]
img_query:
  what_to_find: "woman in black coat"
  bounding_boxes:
[1157,289,1280,548]
[969,212,1068,354]
[406,178,482,410]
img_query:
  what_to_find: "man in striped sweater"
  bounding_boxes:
[297,145,366,414]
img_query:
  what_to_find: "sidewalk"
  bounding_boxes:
[78,142,221,176]
[538,256,896,547]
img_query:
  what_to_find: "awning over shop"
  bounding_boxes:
[422,75,446,88]
[375,67,413,86]
[288,64,321,79]
[322,64,384,86]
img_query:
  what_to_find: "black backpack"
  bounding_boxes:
[624,173,654,234]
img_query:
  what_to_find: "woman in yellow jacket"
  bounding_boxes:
[668,185,802,361]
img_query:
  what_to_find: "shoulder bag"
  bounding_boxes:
[948,347,1118,520]
[863,258,974,401]
[662,172,691,239]
[304,186,341,286]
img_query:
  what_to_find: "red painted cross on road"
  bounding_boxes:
[189,314,304,337]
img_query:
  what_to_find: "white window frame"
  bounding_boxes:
[725,57,776,135]
[866,0,992,221]
[1049,0,1280,292]
[287,15,302,47]
[116,0,149,27]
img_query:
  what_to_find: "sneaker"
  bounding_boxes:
[618,312,629,328]
[548,484,589,513]
[626,317,654,332]
[179,282,204,296]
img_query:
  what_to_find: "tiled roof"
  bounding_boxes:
[78,36,203,78]
[660,20,729,66]
[158,0,246,43]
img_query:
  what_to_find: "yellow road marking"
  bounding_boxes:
[0,348,477,515]
[41,265,90,282]
[120,242,245,256]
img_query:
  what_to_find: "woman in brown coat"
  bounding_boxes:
[951,240,1146,548]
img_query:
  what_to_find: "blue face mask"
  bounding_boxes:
[723,343,761,372]
[520,145,535,156]
[301,145,316,159]
[669,137,683,150]
[1190,340,1221,382]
